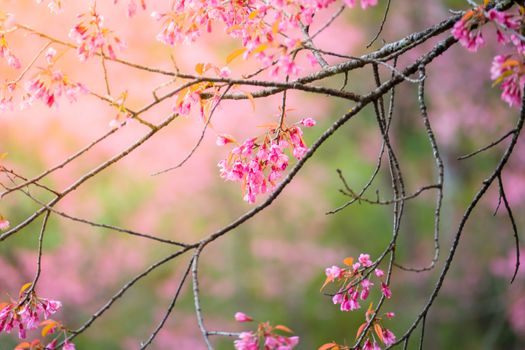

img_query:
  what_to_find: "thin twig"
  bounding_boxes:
[497,174,520,284]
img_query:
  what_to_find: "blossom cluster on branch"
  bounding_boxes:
[1,284,74,350]
[452,1,525,107]
[0,0,524,349]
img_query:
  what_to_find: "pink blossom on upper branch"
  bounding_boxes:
[452,4,525,107]
[151,0,377,77]
[490,55,525,108]
[451,8,486,52]
[69,4,125,61]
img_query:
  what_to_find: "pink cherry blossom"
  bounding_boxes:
[490,55,524,108]
[24,69,87,108]
[382,329,396,346]
[234,331,258,350]
[451,11,486,52]
[0,218,9,231]
[363,339,381,350]
[325,265,344,280]
[45,47,57,65]
[360,0,378,9]
[358,253,372,267]
[0,36,21,69]
[63,340,76,350]
[300,117,316,127]
[381,282,392,299]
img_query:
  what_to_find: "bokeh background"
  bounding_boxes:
[1,0,525,349]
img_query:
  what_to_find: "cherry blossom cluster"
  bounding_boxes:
[0,284,74,350]
[69,4,125,61]
[320,254,395,350]
[217,117,316,203]
[452,2,525,107]
[1,35,21,70]
[0,12,20,70]
[151,0,378,77]
[0,47,87,111]
[233,312,299,350]
[23,68,87,109]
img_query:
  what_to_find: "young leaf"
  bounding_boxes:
[374,323,384,343]
[19,282,32,296]
[195,63,205,75]
[320,276,333,291]
[343,257,354,266]
[226,48,247,64]
[275,324,293,333]
[318,342,337,350]
[41,320,59,337]
[356,323,367,339]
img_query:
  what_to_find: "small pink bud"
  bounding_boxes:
[234,312,253,322]
[216,134,236,146]
[0,218,10,231]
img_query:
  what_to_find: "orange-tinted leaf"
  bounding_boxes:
[251,44,267,56]
[374,323,384,343]
[320,276,333,291]
[195,63,204,75]
[502,59,520,68]
[272,20,280,34]
[176,88,188,105]
[14,342,31,350]
[343,257,354,266]
[19,282,32,296]
[461,10,474,21]
[226,47,247,64]
[367,302,374,314]
[318,342,337,350]
[41,320,59,337]
[226,24,242,34]
[356,323,367,339]
[275,325,293,333]
[248,10,259,20]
